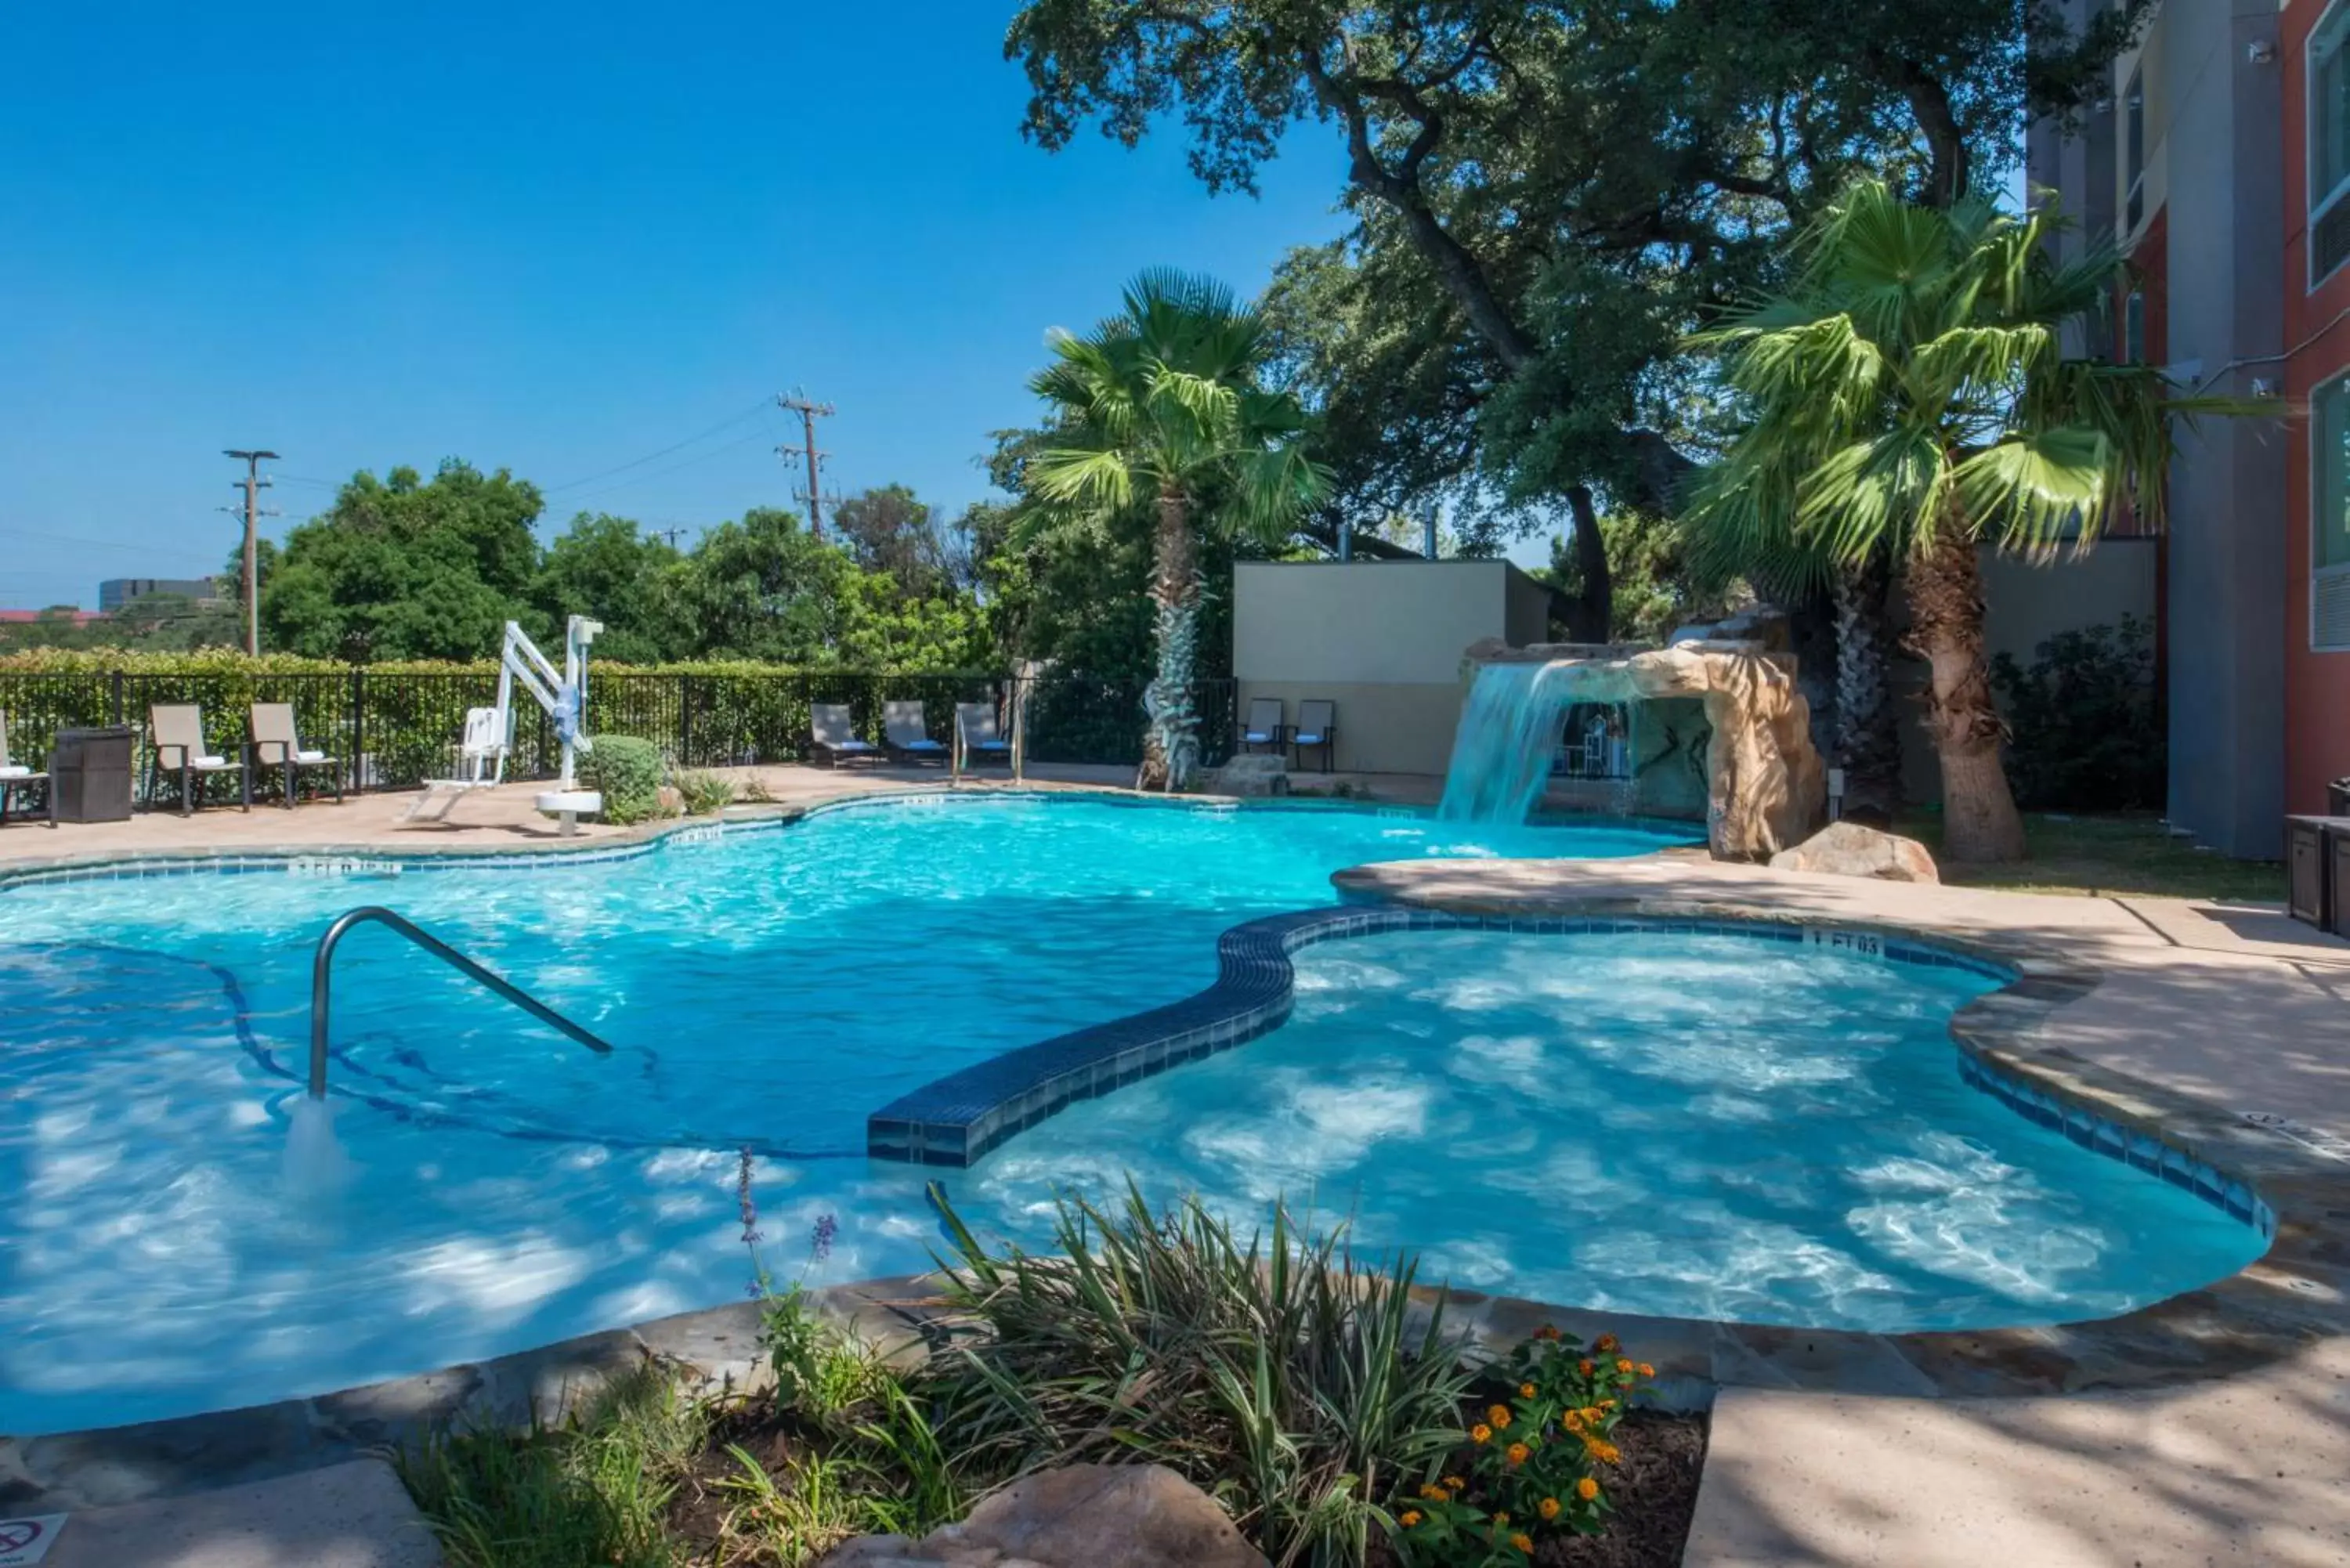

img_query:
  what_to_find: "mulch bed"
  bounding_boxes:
[1367,1409,1711,1568]
[667,1398,1707,1567]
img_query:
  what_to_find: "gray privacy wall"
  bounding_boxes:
[2031,0,2287,856]
[1231,560,1552,775]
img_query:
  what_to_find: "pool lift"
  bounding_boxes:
[402,616,604,831]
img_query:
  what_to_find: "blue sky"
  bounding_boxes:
[0,2,1353,610]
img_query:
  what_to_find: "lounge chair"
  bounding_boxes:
[882,700,949,766]
[1290,700,1337,773]
[811,703,882,768]
[1240,697,1286,756]
[402,706,508,823]
[146,703,250,815]
[955,702,1014,768]
[249,703,345,809]
[0,710,51,828]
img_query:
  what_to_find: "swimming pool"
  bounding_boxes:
[0,796,2261,1434]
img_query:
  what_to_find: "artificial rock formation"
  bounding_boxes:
[1465,632,1828,861]
[819,1464,1268,1568]
[1770,821,1940,883]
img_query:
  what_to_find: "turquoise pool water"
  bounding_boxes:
[0,797,2259,1434]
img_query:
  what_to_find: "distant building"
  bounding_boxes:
[99,576,222,612]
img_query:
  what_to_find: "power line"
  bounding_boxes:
[542,400,775,495]
[0,524,222,562]
[556,425,781,505]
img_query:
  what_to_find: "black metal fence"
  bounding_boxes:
[0,668,1239,799]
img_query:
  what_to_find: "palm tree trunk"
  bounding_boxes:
[1831,550,1901,825]
[1904,529,2025,863]
[1140,484,1201,791]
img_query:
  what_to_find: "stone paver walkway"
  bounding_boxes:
[37,1458,440,1568]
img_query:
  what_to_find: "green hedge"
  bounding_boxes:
[0,651,1238,790]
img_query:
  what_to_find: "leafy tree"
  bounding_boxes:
[1025,269,1328,789]
[533,513,684,663]
[262,461,545,661]
[831,484,974,599]
[1684,182,2215,863]
[1010,0,2153,642]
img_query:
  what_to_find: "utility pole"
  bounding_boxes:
[649,526,690,548]
[776,392,836,536]
[222,449,280,656]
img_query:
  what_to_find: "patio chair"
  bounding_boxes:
[402,706,508,823]
[248,703,345,810]
[882,700,949,766]
[146,703,250,816]
[955,702,1014,768]
[1240,697,1287,756]
[810,703,882,768]
[0,709,52,828]
[1290,700,1337,773]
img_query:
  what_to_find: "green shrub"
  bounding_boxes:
[674,769,736,816]
[930,1183,1473,1567]
[1990,616,2164,811]
[580,734,667,824]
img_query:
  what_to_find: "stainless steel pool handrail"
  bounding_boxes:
[309,905,613,1097]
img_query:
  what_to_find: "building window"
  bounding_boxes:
[2314,377,2350,650]
[2314,0,2350,285]
[2124,64,2146,234]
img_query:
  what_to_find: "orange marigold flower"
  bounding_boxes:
[1400,1508,1422,1528]
[1615,1357,1635,1375]
[1488,1404,1512,1429]
[1494,1512,1510,1526]
[1442,1475,1466,1493]
[1538,1497,1563,1521]
[1600,1397,1618,1411]
[1590,1440,1622,1465]
[1519,1382,1538,1399]
[1419,1483,1447,1501]
[1471,1422,1492,1444]
[1510,1531,1534,1554]
[1576,1476,1600,1501]
[1534,1324,1561,1341]
[1595,1333,1619,1353]
[1578,1358,1595,1375]
[1506,1441,1531,1466]
[1562,1412,1585,1433]
[1638,1362,1655,1378]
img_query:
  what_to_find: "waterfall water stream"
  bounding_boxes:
[1437,660,1641,823]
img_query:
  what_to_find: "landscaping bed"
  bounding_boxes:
[400,1178,1705,1568]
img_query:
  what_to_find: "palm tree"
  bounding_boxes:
[1027,269,1330,790]
[1686,181,2210,863]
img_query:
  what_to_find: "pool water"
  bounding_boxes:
[0,797,2260,1435]
[976,930,2262,1330]
[0,797,1685,1433]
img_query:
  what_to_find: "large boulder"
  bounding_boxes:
[1769,821,1940,883]
[1622,641,1827,862]
[819,1464,1267,1568]
[1204,754,1290,798]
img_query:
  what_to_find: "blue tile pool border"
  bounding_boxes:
[0,787,1703,894]
[871,906,2005,1164]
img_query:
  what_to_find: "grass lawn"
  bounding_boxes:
[1893,809,2284,904]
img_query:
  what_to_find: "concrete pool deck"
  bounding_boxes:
[4,789,2348,1566]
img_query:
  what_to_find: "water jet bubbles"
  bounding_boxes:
[280,1095,353,1195]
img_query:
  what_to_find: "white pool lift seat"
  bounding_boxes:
[402,706,511,823]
